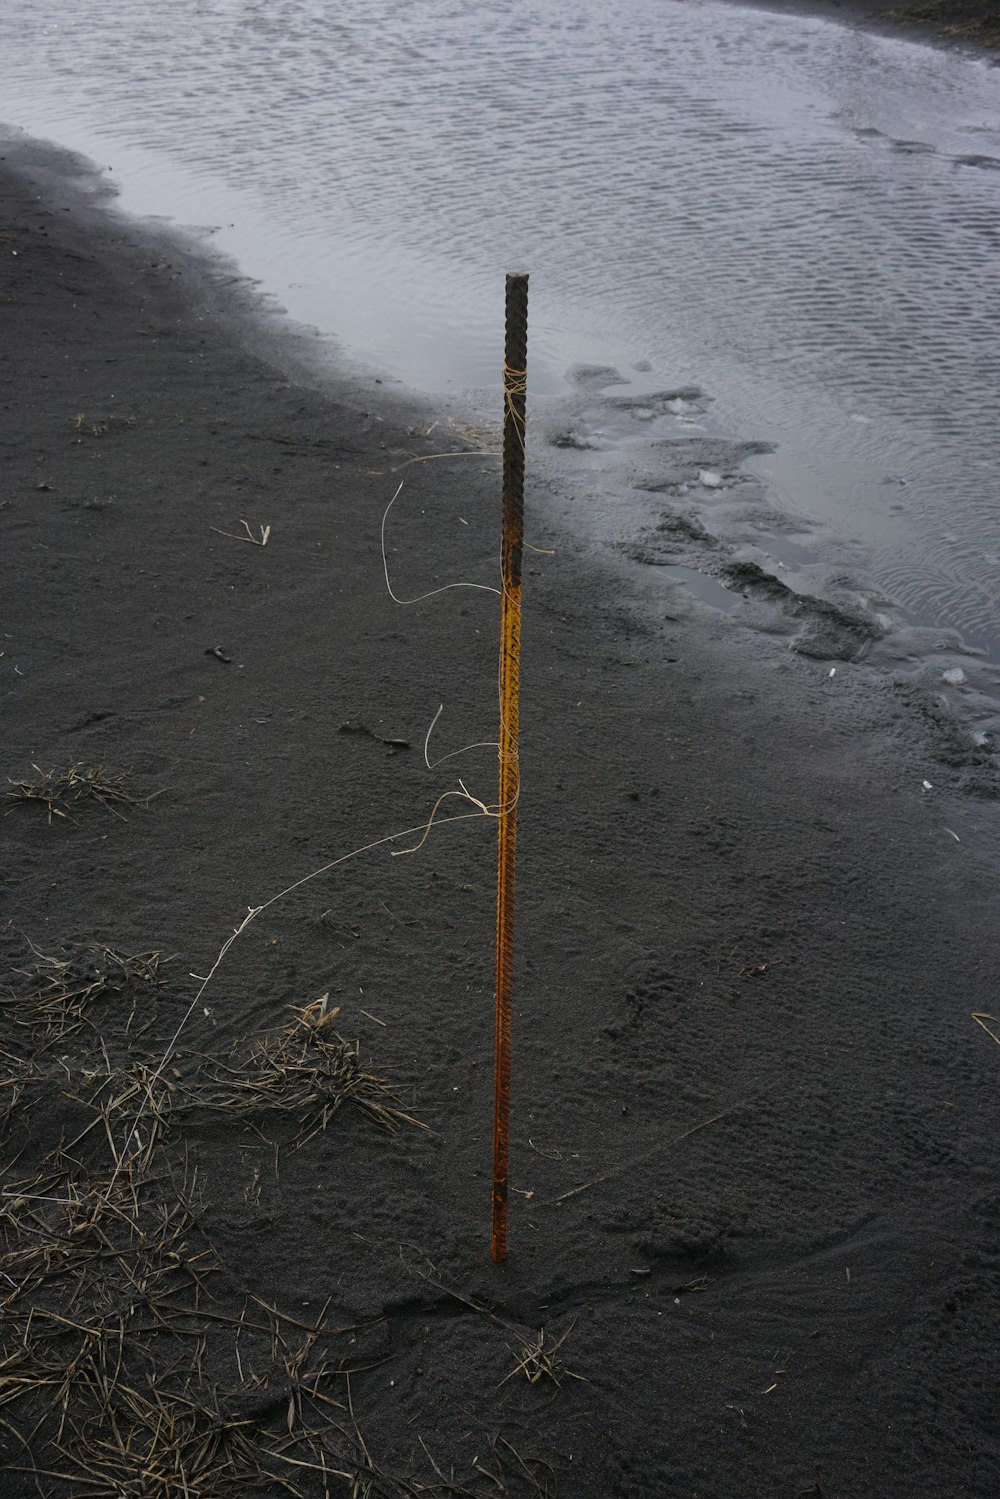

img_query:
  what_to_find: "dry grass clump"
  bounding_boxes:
[0,1167,357,1498]
[60,1058,179,1177]
[205,993,425,1145]
[1,1167,210,1319]
[886,1,1000,45]
[499,1322,584,1390]
[1,1156,502,1498]
[0,939,548,1496]
[24,1364,276,1498]
[1,943,164,1041]
[5,763,137,822]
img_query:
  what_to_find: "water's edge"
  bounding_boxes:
[4,124,997,788]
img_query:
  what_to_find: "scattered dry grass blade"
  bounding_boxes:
[0,1162,210,1321]
[205,993,426,1145]
[972,1011,1000,1048]
[498,1321,585,1390]
[210,518,271,546]
[0,1043,35,1124]
[61,1056,179,1174]
[2,942,164,1040]
[4,763,137,822]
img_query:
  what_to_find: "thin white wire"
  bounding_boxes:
[381,482,501,604]
[103,803,493,1197]
[423,703,498,770]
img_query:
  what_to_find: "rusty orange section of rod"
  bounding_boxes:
[492,271,528,1265]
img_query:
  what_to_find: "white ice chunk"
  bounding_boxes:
[942,667,966,685]
[698,469,724,488]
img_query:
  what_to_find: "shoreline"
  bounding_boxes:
[726,0,1000,51]
[3,136,1000,1497]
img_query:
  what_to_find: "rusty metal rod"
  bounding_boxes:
[492,271,528,1264]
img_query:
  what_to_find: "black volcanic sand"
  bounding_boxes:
[2,135,1000,1499]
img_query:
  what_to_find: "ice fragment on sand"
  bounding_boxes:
[698,469,723,488]
[942,667,966,685]
[973,730,990,747]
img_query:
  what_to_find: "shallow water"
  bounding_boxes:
[3,0,1000,661]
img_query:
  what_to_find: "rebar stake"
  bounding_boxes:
[492,271,528,1264]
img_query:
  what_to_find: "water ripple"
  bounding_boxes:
[2,0,1000,652]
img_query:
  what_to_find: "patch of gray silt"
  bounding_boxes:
[632,437,776,499]
[716,560,884,662]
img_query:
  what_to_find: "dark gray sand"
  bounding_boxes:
[2,110,1000,1499]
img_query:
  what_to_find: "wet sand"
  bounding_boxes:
[2,133,1000,1498]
